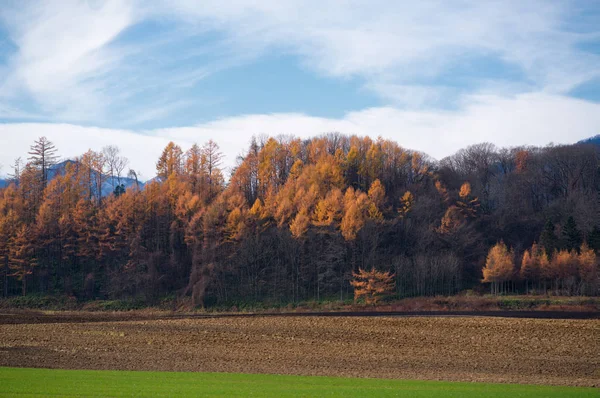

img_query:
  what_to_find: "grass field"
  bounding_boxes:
[0,368,598,398]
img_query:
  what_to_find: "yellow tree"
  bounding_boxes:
[520,249,534,293]
[77,150,106,205]
[397,191,413,219]
[312,188,343,227]
[156,142,183,179]
[435,180,449,203]
[456,182,480,218]
[290,208,310,239]
[249,198,267,220]
[551,250,578,295]
[184,143,207,196]
[436,205,463,235]
[482,241,514,294]
[9,225,37,296]
[367,179,385,220]
[350,267,395,305]
[341,190,366,241]
[520,243,547,293]
[0,185,21,297]
[578,243,598,295]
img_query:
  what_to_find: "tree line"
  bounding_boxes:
[0,134,598,305]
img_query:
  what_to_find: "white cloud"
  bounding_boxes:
[2,92,598,179]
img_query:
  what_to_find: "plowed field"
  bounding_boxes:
[0,315,598,387]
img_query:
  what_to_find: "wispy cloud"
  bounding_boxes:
[162,0,600,101]
[0,0,136,120]
[1,0,598,125]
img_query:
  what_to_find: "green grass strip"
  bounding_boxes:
[0,367,597,397]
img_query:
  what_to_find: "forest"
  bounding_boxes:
[0,134,598,306]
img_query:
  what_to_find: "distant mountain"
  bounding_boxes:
[0,160,144,196]
[143,176,163,185]
[48,160,145,197]
[578,134,600,146]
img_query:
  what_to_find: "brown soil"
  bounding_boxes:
[0,315,598,387]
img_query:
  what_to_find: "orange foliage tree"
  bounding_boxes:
[482,241,514,295]
[550,249,579,295]
[350,267,395,304]
[520,243,548,293]
[2,133,599,305]
[578,243,598,295]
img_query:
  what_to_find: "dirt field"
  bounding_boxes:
[0,314,598,387]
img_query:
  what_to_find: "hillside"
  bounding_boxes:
[0,134,598,305]
[578,134,600,147]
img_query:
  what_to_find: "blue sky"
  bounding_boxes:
[0,0,599,178]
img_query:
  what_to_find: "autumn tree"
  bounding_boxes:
[18,163,44,222]
[77,150,106,205]
[515,150,530,173]
[184,144,206,195]
[290,209,310,239]
[9,225,37,296]
[350,267,395,304]
[340,188,367,241]
[456,182,480,218]
[0,185,21,297]
[550,250,578,294]
[437,206,463,235]
[312,188,343,226]
[397,191,413,219]
[482,241,514,295]
[520,243,548,293]
[156,142,183,179]
[0,133,598,304]
[578,243,598,295]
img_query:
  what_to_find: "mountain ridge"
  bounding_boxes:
[0,159,145,195]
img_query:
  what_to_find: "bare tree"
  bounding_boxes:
[201,140,224,197]
[28,137,59,189]
[128,169,140,189]
[102,145,129,188]
[8,157,23,184]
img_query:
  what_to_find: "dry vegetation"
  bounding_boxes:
[1,314,598,387]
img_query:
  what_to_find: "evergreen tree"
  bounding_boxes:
[539,219,558,254]
[561,216,582,252]
[589,225,600,253]
[113,184,126,197]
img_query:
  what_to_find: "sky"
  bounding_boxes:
[0,0,599,179]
